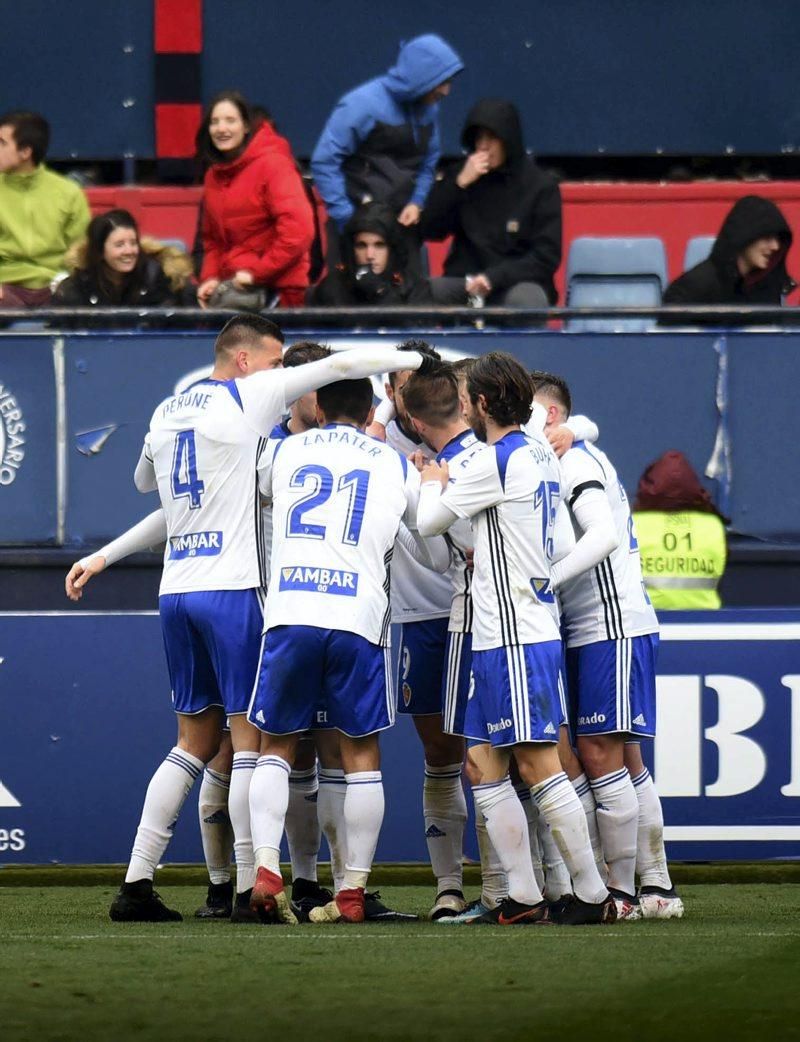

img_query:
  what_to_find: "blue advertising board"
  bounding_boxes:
[0,336,59,544]
[0,328,798,545]
[0,610,797,865]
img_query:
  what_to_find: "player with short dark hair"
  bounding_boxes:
[417,352,615,926]
[65,325,434,922]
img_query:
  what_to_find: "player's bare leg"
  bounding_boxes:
[413,714,467,919]
[194,734,234,918]
[110,708,224,923]
[248,730,300,924]
[624,742,683,919]
[310,733,383,924]
[577,733,640,919]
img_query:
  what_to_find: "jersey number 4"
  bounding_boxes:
[287,465,370,545]
[171,429,205,510]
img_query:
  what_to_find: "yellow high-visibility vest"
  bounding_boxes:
[632,510,727,610]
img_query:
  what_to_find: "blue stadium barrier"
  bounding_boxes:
[1,609,798,865]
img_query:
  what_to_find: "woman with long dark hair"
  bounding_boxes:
[54,209,194,306]
[195,91,314,310]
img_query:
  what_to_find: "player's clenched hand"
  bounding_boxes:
[421,459,449,490]
[546,424,575,458]
[65,555,107,601]
[465,547,475,572]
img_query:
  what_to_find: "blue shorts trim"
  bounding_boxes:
[465,641,562,747]
[566,633,658,737]
[397,617,449,716]
[159,589,264,717]
[248,625,395,737]
[442,630,472,736]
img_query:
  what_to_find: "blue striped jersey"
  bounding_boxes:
[141,376,285,595]
[558,441,658,647]
[259,422,421,647]
[437,429,561,652]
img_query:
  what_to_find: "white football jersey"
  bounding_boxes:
[261,423,420,646]
[558,441,659,647]
[385,417,452,623]
[141,376,285,595]
[436,429,485,634]
[437,430,562,651]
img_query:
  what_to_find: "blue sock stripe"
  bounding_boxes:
[573,779,592,798]
[256,756,290,774]
[472,778,511,794]
[232,753,259,767]
[514,786,532,802]
[532,772,569,802]
[318,776,347,786]
[345,779,383,786]
[424,769,463,780]
[631,768,650,787]
[204,768,230,786]
[166,753,202,780]
[589,767,630,790]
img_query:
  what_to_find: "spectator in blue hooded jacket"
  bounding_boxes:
[311,33,463,246]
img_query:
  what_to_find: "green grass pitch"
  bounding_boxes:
[2,883,799,1042]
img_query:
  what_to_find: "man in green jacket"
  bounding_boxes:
[0,111,90,307]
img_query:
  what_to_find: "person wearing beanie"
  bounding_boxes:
[632,450,728,609]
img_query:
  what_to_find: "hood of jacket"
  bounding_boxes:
[65,236,194,292]
[460,98,525,165]
[210,122,293,181]
[342,202,408,273]
[383,34,464,102]
[710,195,792,278]
[634,450,727,519]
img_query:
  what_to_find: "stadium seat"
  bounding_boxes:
[565,236,668,331]
[683,235,715,271]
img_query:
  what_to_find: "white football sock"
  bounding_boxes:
[197,767,233,886]
[424,762,467,894]
[125,747,204,883]
[229,752,258,893]
[250,755,290,873]
[472,778,542,906]
[342,771,384,891]
[317,768,347,892]
[631,767,673,889]
[515,784,545,892]
[532,771,608,905]
[589,767,639,897]
[536,816,572,900]
[473,802,507,909]
[572,772,608,882]
[286,765,321,883]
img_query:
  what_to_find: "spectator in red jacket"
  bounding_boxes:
[195,92,314,309]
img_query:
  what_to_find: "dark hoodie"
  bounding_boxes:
[633,450,727,520]
[420,98,562,302]
[662,195,794,320]
[308,202,432,308]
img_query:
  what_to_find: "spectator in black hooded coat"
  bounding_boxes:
[308,202,431,308]
[421,97,561,307]
[662,195,795,323]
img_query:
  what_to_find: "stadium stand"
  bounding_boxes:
[683,235,716,272]
[564,236,668,331]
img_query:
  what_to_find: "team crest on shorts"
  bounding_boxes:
[403,682,412,707]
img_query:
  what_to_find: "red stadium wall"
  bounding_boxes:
[86,182,800,304]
